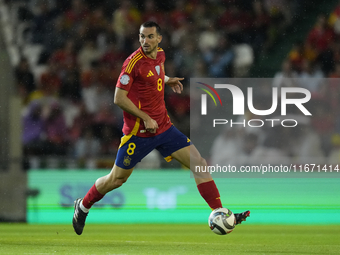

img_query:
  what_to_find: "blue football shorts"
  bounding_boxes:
[115,125,192,169]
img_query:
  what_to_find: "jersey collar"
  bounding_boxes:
[139,47,148,58]
[139,47,159,60]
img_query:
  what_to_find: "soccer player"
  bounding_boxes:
[73,21,250,235]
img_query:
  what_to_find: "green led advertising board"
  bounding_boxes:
[27,170,340,224]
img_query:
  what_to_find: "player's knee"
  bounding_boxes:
[200,157,207,167]
[113,177,128,188]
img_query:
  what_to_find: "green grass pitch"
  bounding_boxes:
[1,224,339,254]
[0,223,340,255]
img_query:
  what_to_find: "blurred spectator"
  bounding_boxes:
[59,70,82,102]
[249,1,271,54]
[264,0,292,32]
[112,0,141,34]
[43,16,70,55]
[22,101,46,155]
[272,60,298,89]
[191,2,211,30]
[304,41,319,63]
[218,4,252,44]
[288,41,305,72]
[142,0,164,25]
[203,37,234,77]
[212,131,261,167]
[298,60,324,93]
[15,58,36,101]
[77,40,103,71]
[49,39,77,75]
[210,127,243,167]
[112,1,141,49]
[63,0,89,31]
[81,61,100,88]
[101,42,126,69]
[100,125,120,156]
[94,103,117,126]
[40,61,62,96]
[194,61,208,77]
[82,80,114,114]
[317,42,336,76]
[169,0,188,29]
[173,40,200,77]
[235,110,265,142]
[44,103,69,155]
[74,127,101,159]
[198,24,220,52]
[329,60,340,78]
[97,62,117,90]
[166,87,190,136]
[84,7,108,42]
[287,119,324,164]
[31,0,57,44]
[307,14,334,54]
[251,126,289,165]
[238,133,263,166]
[328,134,340,164]
[311,100,335,156]
[242,133,259,157]
[69,102,94,142]
[171,19,192,48]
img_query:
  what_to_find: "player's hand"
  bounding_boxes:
[143,118,159,133]
[166,77,184,94]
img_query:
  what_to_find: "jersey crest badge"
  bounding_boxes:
[155,65,160,75]
[120,74,130,85]
[123,156,131,166]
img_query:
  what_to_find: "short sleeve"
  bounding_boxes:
[116,72,134,91]
[116,58,138,91]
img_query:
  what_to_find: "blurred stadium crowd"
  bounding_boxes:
[211,1,340,167]
[2,0,339,168]
[274,5,340,164]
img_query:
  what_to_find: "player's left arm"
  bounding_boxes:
[165,76,184,94]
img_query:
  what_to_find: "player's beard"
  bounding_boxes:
[143,44,157,55]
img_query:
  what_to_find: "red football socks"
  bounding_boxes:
[197,180,222,209]
[82,184,104,209]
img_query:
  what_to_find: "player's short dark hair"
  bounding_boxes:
[140,21,162,35]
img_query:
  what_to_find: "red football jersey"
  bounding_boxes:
[116,47,172,137]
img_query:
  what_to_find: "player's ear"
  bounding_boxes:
[157,34,162,44]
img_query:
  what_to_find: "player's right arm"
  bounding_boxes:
[114,87,158,133]
[165,76,184,94]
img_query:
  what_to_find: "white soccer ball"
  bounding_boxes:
[208,208,235,235]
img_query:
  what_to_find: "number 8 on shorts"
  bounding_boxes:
[127,143,136,155]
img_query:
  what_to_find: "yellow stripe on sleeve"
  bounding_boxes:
[126,54,143,74]
[126,53,140,69]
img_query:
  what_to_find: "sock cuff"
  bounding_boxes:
[80,200,90,213]
[92,184,104,197]
[82,184,104,209]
